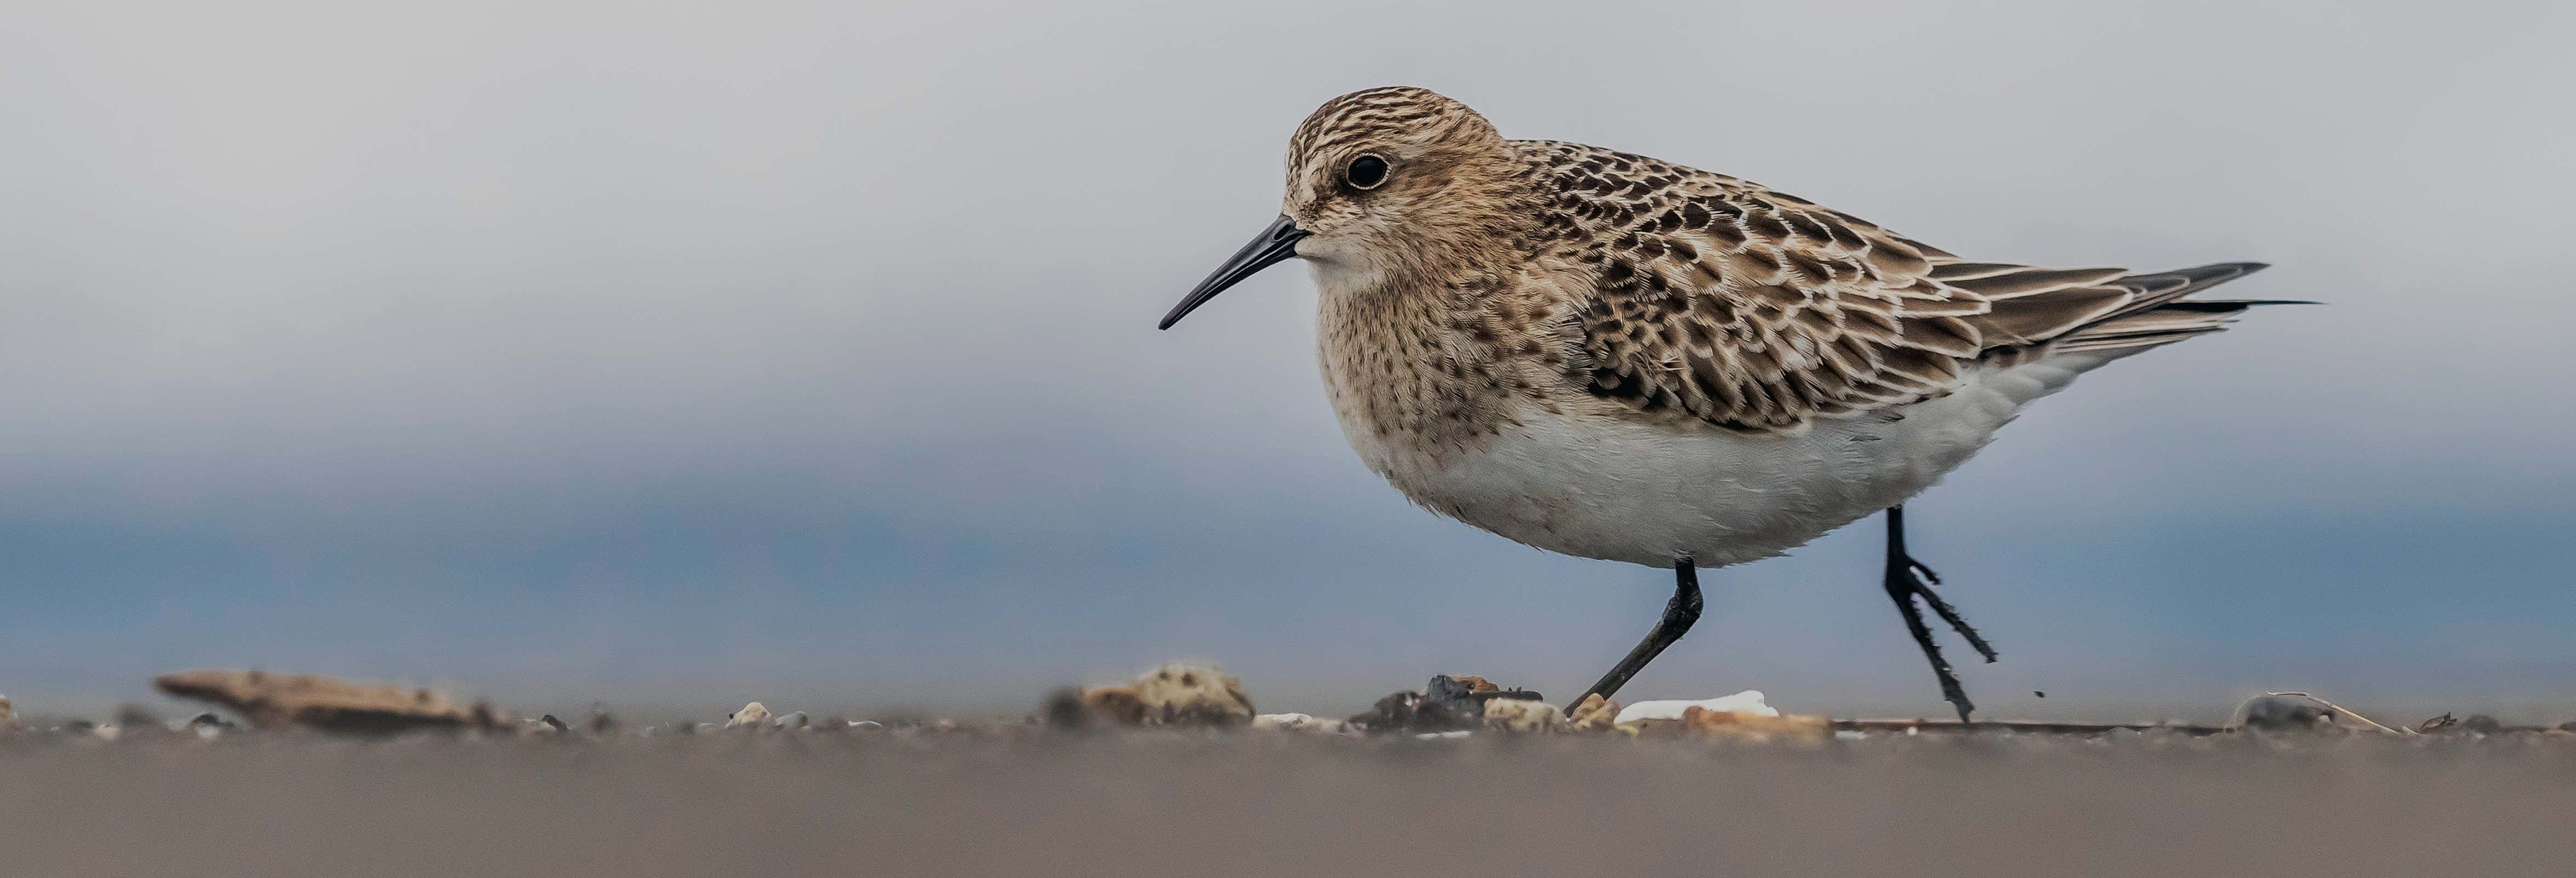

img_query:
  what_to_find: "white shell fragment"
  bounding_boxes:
[1614,690,1780,725]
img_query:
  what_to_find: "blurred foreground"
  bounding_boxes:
[6,728,2574,877]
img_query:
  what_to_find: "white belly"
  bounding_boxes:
[1341,362,2084,568]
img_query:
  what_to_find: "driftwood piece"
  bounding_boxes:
[153,669,505,734]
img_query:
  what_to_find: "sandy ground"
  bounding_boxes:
[5,729,2572,877]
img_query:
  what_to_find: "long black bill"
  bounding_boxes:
[1158,215,1308,330]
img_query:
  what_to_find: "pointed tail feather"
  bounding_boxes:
[2050,263,2309,355]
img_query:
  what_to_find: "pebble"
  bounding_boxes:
[1566,694,1621,733]
[725,703,773,729]
[1349,675,1546,734]
[1483,698,1563,733]
[1063,664,1257,728]
[1252,712,1356,734]
[1129,664,1255,727]
[186,714,233,740]
[2238,695,2339,732]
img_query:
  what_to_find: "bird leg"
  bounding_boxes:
[1573,560,1703,707]
[1883,504,1998,723]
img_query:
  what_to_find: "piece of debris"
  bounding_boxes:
[587,706,617,736]
[0,694,18,732]
[725,703,773,729]
[1483,698,1563,733]
[1053,663,1256,729]
[1130,663,1254,726]
[1414,675,1517,729]
[1348,675,1545,734]
[116,705,164,729]
[1615,690,1780,725]
[1252,712,1355,734]
[773,711,810,731]
[2417,712,2458,733]
[1676,705,1829,744]
[533,714,571,734]
[2238,695,2341,732]
[2224,692,2408,736]
[178,713,235,739]
[1566,694,1620,733]
[1349,689,1427,733]
[153,669,506,734]
[1047,686,1133,727]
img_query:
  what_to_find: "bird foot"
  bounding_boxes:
[1888,551,1998,664]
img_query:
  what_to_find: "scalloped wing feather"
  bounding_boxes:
[1519,141,2265,434]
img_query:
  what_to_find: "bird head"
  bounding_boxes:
[1159,87,1526,329]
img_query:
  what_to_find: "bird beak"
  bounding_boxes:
[1158,215,1309,330]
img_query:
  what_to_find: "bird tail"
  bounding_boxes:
[2049,262,2306,355]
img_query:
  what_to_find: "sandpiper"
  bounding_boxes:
[1158,87,2296,721]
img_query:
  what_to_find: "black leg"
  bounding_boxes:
[1883,504,1998,723]
[1573,559,1703,706]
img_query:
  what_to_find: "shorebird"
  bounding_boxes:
[1157,87,2295,721]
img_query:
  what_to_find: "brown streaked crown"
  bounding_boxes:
[1276,88,1536,280]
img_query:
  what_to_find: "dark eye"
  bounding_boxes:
[1346,155,1388,190]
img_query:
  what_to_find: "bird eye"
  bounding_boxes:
[1346,155,1388,190]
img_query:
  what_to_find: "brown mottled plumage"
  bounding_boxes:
[1284,87,2276,444]
[1162,85,2293,717]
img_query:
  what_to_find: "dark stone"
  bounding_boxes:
[1347,690,1424,734]
[2239,695,2338,732]
[1039,687,1090,731]
[1348,676,1545,734]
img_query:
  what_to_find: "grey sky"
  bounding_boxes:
[3,1,2571,719]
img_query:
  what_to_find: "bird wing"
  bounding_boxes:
[1518,141,2256,433]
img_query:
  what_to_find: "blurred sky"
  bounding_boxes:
[3,0,2572,720]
